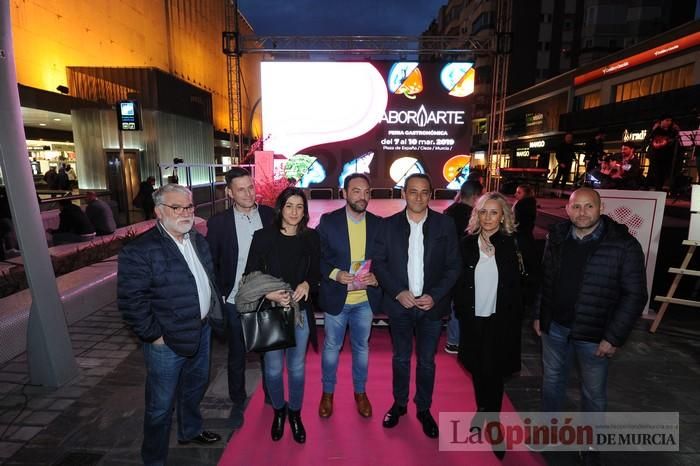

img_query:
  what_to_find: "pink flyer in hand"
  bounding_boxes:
[348,259,372,291]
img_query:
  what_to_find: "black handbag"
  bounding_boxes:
[239,298,296,352]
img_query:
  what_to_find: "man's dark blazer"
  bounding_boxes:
[374,208,462,320]
[206,204,274,298]
[317,207,383,316]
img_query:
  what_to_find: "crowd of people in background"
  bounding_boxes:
[552,115,686,194]
[114,166,648,466]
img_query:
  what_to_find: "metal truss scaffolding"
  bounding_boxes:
[223,0,511,188]
[486,0,512,192]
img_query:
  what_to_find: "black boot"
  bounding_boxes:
[471,406,487,430]
[288,408,306,444]
[271,404,286,441]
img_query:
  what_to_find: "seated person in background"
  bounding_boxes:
[618,142,643,190]
[48,200,96,245]
[85,191,117,235]
[590,156,622,189]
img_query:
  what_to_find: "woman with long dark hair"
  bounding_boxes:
[453,192,523,460]
[245,187,320,443]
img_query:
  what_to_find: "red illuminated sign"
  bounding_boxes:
[574,31,700,87]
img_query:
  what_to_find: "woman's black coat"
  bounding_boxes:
[245,226,321,347]
[453,231,523,375]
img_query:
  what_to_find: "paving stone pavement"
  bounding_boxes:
[0,301,244,466]
[1,299,700,465]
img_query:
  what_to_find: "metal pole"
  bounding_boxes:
[118,127,130,224]
[0,0,78,387]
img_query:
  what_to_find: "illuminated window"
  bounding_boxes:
[575,91,601,110]
[614,64,693,102]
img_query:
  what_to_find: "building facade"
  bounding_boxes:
[425,0,697,157]
[9,0,261,201]
[502,21,700,185]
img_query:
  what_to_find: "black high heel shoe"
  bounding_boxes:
[288,408,306,444]
[271,404,287,441]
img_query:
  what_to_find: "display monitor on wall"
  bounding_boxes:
[117,100,142,131]
[260,61,475,189]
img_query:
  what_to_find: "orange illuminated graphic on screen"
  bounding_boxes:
[440,63,475,97]
[388,63,424,99]
[574,31,700,87]
[443,155,471,182]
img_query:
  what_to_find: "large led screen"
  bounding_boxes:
[260,61,474,189]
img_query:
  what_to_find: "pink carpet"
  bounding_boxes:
[219,328,545,466]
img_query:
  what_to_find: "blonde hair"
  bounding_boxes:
[466,192,516,236]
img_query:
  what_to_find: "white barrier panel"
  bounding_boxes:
[597,189,666,314]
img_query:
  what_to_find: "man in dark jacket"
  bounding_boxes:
[118,184,223,466]
[374,174,461,439]
[443,179,482,354]
[206,167,273,428]
[647,115,679,191]
[533,188,647,456]
[317,173,382,419]
[553,132,577,190]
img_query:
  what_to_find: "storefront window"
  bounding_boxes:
[614,64,693,102]
[26,140,76,187]
[574,91,601,110]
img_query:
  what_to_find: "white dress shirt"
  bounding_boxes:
[406,210,427,297]
[227,206,264,304]
[163,228,212,319]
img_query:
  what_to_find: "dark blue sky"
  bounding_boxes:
[238,0,447,35]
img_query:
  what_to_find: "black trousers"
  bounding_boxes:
[647,153,673,191]
[462,315,504,413]
[553,162,572,189]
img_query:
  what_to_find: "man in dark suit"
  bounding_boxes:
[118,184,223,466]
[374,173,461,439]
[317,173,382,419]
[206,167,274,428]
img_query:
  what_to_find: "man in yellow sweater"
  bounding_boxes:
[317,173,383,418]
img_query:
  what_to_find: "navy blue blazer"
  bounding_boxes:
[374,208,462,320]
[206,204,274,298]
[317,207,383,315]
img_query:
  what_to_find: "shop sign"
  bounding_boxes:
[516,148,530,158]
[574,31,700,86]
[525,113,544,127]
[529,140,546,148]
[623,129,647,142]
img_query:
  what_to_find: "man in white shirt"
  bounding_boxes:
[118,184,223,466]
[206,167,274,428]
[374,174,461,439]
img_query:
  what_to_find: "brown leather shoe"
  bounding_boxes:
[354,392,372,418]
[318,392,333,418]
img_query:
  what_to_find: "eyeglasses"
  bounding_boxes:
[160,204,195,214]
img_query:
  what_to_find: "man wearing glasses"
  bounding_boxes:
[118,184,224,466]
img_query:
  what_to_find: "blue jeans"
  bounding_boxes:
[541,321,609,412]
[389,309,443,412]
[322,301,373,393]
[446,306,460,346]
[142,322,211,466]
[264,315,310,411]
[224,303,247,405]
